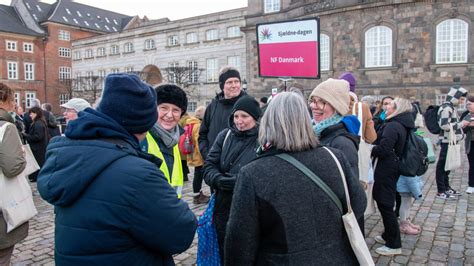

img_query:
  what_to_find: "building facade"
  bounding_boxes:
[243,0,473,106]
[72,8,247,111]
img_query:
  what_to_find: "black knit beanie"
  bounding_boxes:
[219,69,241,90]
[155,83,188,117]
[232,96,262,121]
[97,73,157,134]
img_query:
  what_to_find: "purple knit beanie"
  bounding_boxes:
[339,72,356,92]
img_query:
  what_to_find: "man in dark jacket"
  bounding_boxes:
[37,74,197,265]
[198,66,246,159]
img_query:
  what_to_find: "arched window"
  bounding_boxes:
[320,34,330,71]
[436,19,468,64]
[365,26,392,68]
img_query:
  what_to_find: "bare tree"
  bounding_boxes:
[162,66,204,94]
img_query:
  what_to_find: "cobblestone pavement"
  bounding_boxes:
[10,147,474,265]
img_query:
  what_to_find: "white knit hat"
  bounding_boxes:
[309,78,350,115]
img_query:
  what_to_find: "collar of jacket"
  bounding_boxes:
[216,91,246,105]
[0,108,14,123]
[320,122,347,139]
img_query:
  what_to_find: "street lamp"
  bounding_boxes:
[242,79,248,92]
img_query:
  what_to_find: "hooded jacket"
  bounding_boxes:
[37,109,197,266]
[438,86,468,143]
[198,91,246,159]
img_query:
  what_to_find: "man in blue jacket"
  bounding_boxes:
[37,73,197,265]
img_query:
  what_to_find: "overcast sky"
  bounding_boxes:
[0,0,248,20]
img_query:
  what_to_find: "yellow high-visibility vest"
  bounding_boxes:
[146,132,183,198]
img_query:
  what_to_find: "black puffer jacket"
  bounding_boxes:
[202,118,259,258]
[198,91,246,159]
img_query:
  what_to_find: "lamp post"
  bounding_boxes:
[242,79,248,92]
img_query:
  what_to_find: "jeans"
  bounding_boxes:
[468,143,474,187]
[435,143,451,193]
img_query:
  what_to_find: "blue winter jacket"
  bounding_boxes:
[37,108,197,266]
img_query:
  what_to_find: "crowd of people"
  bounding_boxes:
[0,66,471,264]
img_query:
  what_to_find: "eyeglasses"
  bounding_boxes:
[309,99,327,110]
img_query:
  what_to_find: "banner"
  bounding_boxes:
[256,18,320,79]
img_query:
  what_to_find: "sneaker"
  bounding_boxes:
[399,221,419,235]
[193,192,210,204]
[446,189,462,196]
[406,218,421,232]
[466,187,474,194]
[374,235,386,245]
[436,192,456,200]
[375,246,402,256]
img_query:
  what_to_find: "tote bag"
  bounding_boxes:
[197,194,220,266]
[445,124,461,171]
[0,123,38,233]
[352,102,374,185]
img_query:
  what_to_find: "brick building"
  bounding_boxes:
[243,0,473,106]
[0,0,136,113]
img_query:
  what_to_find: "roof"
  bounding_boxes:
[24,0,133,33]
[0,4,43,36]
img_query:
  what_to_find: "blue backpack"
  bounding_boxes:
[197,195,221,266]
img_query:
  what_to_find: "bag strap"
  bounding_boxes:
[322,147,353,213]
[276,153,343,214]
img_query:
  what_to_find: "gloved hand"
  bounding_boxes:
[217,174,236,191]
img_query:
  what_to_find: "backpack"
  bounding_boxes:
[424,103,453,135]
[178,123,194,155]
[399,130,429,177]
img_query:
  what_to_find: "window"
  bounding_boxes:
[25,92,36,108]
[168,35,179,46]
[436,19,468,64]
[227,56,241,71]
[227,26,240,38]
[124,66,134,73]
[206,58,218,82]
[110,45,119,55]
[7,62,18,79]
[168,62,179,83]
[111,68,120,73]
[206,29,218,41]
[264,0,280,13]
[98,70,107,77]
[24,63,35,80]
[59,94,70,105]
[23,42,33,53]
[59,66,71,80]
[97,47,106,57]
[85,49,93,58]
[6,41,17,51]
[365,26,392,68]
[58,30,70,41]
[436,94,448,106]
[320,34,330,71]
[73,51,82,60]
[76,10,82,17]
[186,32,198,44]
[86,71,93,78]
[124,42,134,53]
[14,92,20,107]
[188,102,197,112]
[188,60,199,83]
[145,39,155,50]
[59,47,71,57]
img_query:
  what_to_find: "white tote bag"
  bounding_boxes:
[353,103,374,184]
[445,124,461,171]
[23,144,40,176]
[324,147,374,266]
[0,123,38,233]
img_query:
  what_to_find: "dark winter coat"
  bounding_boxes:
[202,119,259,257]
[43,110,61,138]
[0,109,28,250]
[23,120,48,167]
[371,111,414,205]
[198,91,246,159]
[37,108,197,266]
[224,147,366,265]
[319,121,359,180]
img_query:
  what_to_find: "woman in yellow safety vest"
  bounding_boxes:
[141,84,188,198]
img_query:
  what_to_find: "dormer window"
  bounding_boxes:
[77,11,82,17]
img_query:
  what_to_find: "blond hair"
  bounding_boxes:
[386,98,413,120]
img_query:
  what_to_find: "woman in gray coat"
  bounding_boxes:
[0,83,27,265]
[224,92,366,265]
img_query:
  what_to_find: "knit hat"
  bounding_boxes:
[232,96,262,121]
[155,83,188,117]
[309,78,350,115]
[219,68,241,90]
[60,98,91,112]
[339,72,356,92]
[97,73,157,134]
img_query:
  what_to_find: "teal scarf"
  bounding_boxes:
[313,114,343,136]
